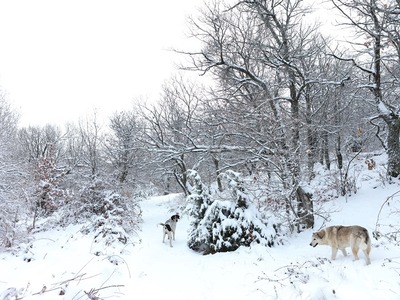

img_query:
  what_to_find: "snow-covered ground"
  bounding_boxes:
[2,153,400,300]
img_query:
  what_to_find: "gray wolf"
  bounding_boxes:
[310,225,371,265]
[159,214,180,247]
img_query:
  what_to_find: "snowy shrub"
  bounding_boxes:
[82,180,141,231]
[187,170,278,255]
[186,169,214,252]
[0,188,31,249]
[0,216,16,248]
[257,257,331,296]
[186,171,212,232]
[373,190,400,246]
[0,287,24,300]
[59,178,143,247]
[31,145,70,217]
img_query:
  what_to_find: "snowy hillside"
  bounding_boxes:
[1,153,400,300]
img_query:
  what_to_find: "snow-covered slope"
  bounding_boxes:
[1,154,400,299]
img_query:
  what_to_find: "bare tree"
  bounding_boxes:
[78,112,104,177]
[105,111,141,183]
[17,124,63,161]
[139,76,205,195]
[14,124,76,230]
[0,96,25,247]
[180,0,332,230]
[331,0,400,177]
[62,122,85,171]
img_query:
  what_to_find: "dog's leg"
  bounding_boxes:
[331,248,338,260]
[340,248,347,256]
[168,232,173,247]
[160,223,166,243]
[172,230,175,241]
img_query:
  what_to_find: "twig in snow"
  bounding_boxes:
[84,284,125,300]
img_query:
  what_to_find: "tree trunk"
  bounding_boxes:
[290,84,301,185]
[386,118,400,177]
[118,150,130,183]
[174,154,189,195]
[305,91,316,181]
[336,134,343,170]
[323,130,331,170]
[212,156,223,192]
[296,186,314,232]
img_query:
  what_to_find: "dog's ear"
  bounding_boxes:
[171,214,180,221]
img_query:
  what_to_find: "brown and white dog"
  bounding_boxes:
[159,214,180,247]
[310,225,371,265]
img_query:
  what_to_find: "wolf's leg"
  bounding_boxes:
[363,242,371,265]
[331,248,338,260]
[351,246,360,260]
[363,250,371,265]
[340,248,347,256]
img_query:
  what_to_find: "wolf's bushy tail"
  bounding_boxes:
[359,228,371,250]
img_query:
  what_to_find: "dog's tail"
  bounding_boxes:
[158,223,165,227]
[159,223,172,232]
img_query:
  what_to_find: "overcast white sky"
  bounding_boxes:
[0,0,203,126]
[0,0,344,128]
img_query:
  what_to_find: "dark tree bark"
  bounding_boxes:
[296,186,314,231]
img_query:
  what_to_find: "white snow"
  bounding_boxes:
[1,154,400,299]
[378,101,391,115]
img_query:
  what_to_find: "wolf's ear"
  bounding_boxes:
[317,230,325,239]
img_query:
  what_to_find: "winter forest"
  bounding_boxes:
[1,0,400,297]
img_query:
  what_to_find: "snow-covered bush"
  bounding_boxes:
[0,190,29,249]
[29,144,74,232]
[373,190,400,246]
[59,178,142,247]
[186,170,214,252]
[0,213,18,248]
[0,164,31,249]
[32,145,70,215]
[187,170,278,255]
